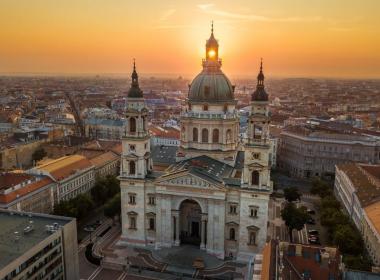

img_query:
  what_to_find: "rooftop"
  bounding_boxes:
[364,200,380,236]
[337,163,380,207]
[89,151,119,168]
[34,155,93,181]
[0,209,72,269]
[0,173,34,191]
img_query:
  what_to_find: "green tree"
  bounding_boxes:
[91,179,108,205]
[104,175,120,198]
[32,148,47,162]
[283,187,301,203]
[320,208,349,229]
[104,193,121,220]
[311,178,332,198]
[281,203,310,242]
[343,254,372,271]
[333,224,363,255]
[74,194,94,220]
[321,195,341,210]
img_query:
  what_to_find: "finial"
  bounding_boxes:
[260,57,263,72]
[133,58,136,71]
[211,20,214,34]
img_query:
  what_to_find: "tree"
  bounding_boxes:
[74,194,94,220]
[91,180,108,205]
[320,208,349,229]
[104,193,121,220]
[283,187,301,203]
[32,148,47,162]
[281,203,310,242]
[311,178,332,198]
[321,195,341,210]
[343,254,372,271]
[104,175,120,198]
[333,224,363,255]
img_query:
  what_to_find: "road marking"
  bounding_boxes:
[87,266,102,280]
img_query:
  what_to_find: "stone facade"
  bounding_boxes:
[279,126,380,178]
[119,30,272,263]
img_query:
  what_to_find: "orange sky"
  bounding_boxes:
[0,0,380,78]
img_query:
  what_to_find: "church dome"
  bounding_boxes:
[189,71,234,102]
[188,23,234,103]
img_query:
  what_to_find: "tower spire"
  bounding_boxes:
[127,58,143,98]
[211,20,214,35]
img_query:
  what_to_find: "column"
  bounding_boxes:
[200,214,208,250]
[172,210,180,246]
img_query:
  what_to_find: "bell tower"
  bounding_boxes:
[242,59,272,191]
[120,60,152,179]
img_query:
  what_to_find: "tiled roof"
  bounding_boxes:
[337,163,380,207]
[0,173,34,191]
[364,200,380,237]
[89,151,119,168]
[150,126,180,140]
[36,155,93,181]
[151,145,178,165]
[0,176,54,204]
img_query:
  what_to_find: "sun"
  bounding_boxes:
[208,49,216,58]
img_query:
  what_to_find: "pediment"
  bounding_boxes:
[156,171,224,190]
[247,162,265,169]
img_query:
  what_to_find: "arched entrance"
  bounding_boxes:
[179,199,202,246]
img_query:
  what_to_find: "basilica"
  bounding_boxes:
[119,25,273,262]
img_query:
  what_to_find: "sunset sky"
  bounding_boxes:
[1,0,380,78]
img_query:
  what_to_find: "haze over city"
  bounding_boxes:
[1,0,380,78]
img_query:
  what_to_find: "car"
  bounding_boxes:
[308,239,320,245]
[307,209,316,215]
[307,218,316,225]
[308,229,319,235]
[84,225,95,232]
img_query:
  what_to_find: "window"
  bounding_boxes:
[129,194,136,205]
[229,228,236,240]
[142,116,146,131]
[250,207,258,218]
[193,127,198,142]
[129,161,136,175]
[149,218,155,230]
[202,128,209,143]
[146,159,150,171]
[129,217,136,229]
[148,196,155,205]
[223,104,228,112]
[229,204,237,214]
[129,117,136,133]
[251,170,259,186]
[129,144,135,151]
[249,231,256,245]
[203,104,208,111]
[226,129,232,142]
[212,129,219,143]
[252,152,260,160]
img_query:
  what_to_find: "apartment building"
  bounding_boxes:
[0,209,79,280]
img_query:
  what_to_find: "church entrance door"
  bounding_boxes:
[179,199,201,246]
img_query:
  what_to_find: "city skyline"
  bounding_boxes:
[1,0,380,78]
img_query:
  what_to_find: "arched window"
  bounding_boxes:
[229,228,235,240]
[129,161,136,175]
[212,129,219,143]
[142,116,146,131]
[249,231,256,245]
[193,127,198,142]
[224,104,228,112]
[129,117,136,133]
[202,128,209,143]
[251,170,259,185]
[226,129,232,142]
[203,104,208,111]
